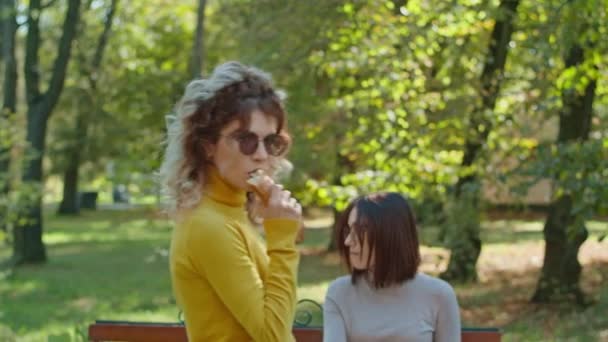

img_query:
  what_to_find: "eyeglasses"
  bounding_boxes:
[223,131,290,156]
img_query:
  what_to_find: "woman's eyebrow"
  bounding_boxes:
[226,129,249,136]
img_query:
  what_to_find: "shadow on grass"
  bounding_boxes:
[45,209,171,240]
[419,220,607,248]
[455,259,608,341]
[1,237,176,336]
[297,228,344,286]
[298,251,343,286]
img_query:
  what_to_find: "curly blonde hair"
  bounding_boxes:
[159,61,292,217]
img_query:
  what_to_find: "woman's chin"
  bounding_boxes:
[351,264,366,271]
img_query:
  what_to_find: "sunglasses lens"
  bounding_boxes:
[237,132,259,155]
[264,134,288,156]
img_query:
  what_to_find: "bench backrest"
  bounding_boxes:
[88,321,502,342]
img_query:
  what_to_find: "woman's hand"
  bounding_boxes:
[260,183,302,222]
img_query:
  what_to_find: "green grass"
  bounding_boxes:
[0,210,177,341]
[1,209,607,341]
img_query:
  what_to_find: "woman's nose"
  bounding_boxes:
[252,141,269,160]
[345,231,355,246]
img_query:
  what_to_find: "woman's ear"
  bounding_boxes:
[202,141,216,160]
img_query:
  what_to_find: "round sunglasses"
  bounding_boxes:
[224,131,289,156]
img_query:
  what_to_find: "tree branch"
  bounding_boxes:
[15,17,26,27]
[0,0,4,66]
[24,0,42,104]
[75,0,118,95]
[189,0,207,78]
[91,0,118,76]
[42,0,82,117]
[41,0,58,10]
[2,0,18,114]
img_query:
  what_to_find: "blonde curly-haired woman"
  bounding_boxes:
[159,61,302,342]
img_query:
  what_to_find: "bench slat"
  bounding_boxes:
[89,323,187,342]
[89,321,501,342]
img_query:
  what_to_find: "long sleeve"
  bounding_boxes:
[323,295,348,342]
[188,217,300,342]
[434,283,461,342]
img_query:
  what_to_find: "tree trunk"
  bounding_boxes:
[58,0,117,216]
[0,0,5,65]
[14,109,48,263]
[441,0,520,283]
[326,130,355,252]
[390,0,407,15]
[57,149,81,215]
[441,180,482,283]
[190,0,207,78]
[532,195,589,304]
[13,0,81,265]
[1,0,17,192]
[1,0,18,113]
[532,43,595,304]
[1,0,17,241]
[58,104,88,215]
[327,207,341,251]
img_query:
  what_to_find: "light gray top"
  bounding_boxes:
[323,273,461,342]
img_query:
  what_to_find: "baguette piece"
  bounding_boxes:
[247,169,305,243]
[247,169,271,204]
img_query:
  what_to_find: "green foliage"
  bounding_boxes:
[512,140,608,224]
[504,0,608,240]
[296,0,496,214]
[3,0,607,266]
[207,0,349,196]
[47,0,193,192]
[41,0,608,219]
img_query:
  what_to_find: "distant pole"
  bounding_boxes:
[190,0,207,79]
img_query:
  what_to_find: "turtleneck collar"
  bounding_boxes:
[203,166,247,207]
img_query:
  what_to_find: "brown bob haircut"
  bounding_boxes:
[336,192,421,289]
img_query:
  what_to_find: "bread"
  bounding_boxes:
[247,169,270,204]
[248,169,304,243]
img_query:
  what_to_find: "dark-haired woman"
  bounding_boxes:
[323,192,461,342]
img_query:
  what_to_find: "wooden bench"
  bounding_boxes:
[88,320,502,341]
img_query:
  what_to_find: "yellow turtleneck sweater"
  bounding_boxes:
[169,168,300,342]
